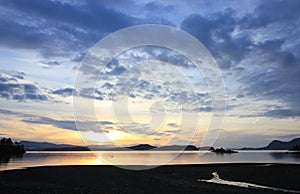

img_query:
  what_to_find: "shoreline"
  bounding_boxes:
[1,161,300,172]
[0,163,299,193]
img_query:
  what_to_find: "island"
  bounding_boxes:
[0,137,26,163]
[210,147,238,154]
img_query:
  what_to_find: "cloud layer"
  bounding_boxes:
[0,0,299,146]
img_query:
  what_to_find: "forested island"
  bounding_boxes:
[0,137,26,163]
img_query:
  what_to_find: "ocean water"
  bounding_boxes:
[0,150,299,171]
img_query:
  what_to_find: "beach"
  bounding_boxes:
[0,163,299,193]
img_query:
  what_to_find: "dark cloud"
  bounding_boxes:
[181,2,300,118]
[22,117,79,131]
[0,77,17,82]
[181,9,252,69]
[243,0,300,28]
[0,80,48,101]
[164,129,181,135]
[0,0,138,58]
[263,109,300,119]
[181,2,300,69]
[0,108,112,132]
[107,66,126,75]
[0,17,46,49]
[194,107,212,112]
[22,117,110,132]
[253,39,298,68]
[79,88,104,100]
[40,61,61,67]
[52,88,76,97]
[12,72,26,80]
[143,2,174,13]
[102,82,114,89]
[1,0,299,121]
[238,56,300,118]
[167,123,179,128]
[0,108,33,118]
[12,75,24,80]
[0,0,176,60]
[1,0,136,32]
[139,46,195,68]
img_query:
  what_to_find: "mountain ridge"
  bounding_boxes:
[20,137,300,151]
[240,137,300,150]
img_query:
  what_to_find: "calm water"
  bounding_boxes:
[1,150,299,171]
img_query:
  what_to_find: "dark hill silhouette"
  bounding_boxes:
[126,144,157,150]
[18,140,202,151]
[42,146,90,151]
[211,147,238,154]
[240,137,300,150]
[263,138,300,150]
[157,145,199,151]
[20,141,78,151]
[290,144,300,151]
[0,137,25,163]
[19,137,300,151]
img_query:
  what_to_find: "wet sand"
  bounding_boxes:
[0,163,299,194]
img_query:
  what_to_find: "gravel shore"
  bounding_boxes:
[0,163,299,194]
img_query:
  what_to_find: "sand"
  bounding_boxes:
[0,163,299,194]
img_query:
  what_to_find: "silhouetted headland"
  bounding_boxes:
[0,137,25,163]
[210,147,238,154]
[240,137,300,150]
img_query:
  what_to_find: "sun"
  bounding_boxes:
[80,130,127,145]
[106,130,126,141]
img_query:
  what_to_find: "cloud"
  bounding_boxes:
[0,108,33,118]
[263,109,300,119]
[22,117,79,131]
[0,1,174,60]
[167,123,179,128]
[0,108,112,132]
[78,88,104,100]
[181,2,300,118]
[0,74,49,101]
[76,45,212,105]
[12,72,25,80]
[1,0,300,121]
[243,0,300,28]
[102,82,114,89]
[52,88,76,97]
[40,60,62,67]
[22,117,110,132]
[0,0,138,58]
[2,0,136,32]
[181,8,252,69]
[0,77,17,83]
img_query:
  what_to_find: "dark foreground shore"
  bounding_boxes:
[0,163,299,194]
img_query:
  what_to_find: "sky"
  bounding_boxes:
[0,0,299,148]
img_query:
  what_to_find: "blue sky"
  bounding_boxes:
[0,0,299,148]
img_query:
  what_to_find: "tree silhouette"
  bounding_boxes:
[0,137,26,163]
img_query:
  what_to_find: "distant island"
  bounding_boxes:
[15,137,300,152]
[19,140,90,151]
[20,141,200,151]
[210,147,238,154]
[240,137,300,150]
[0,137,26,163]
